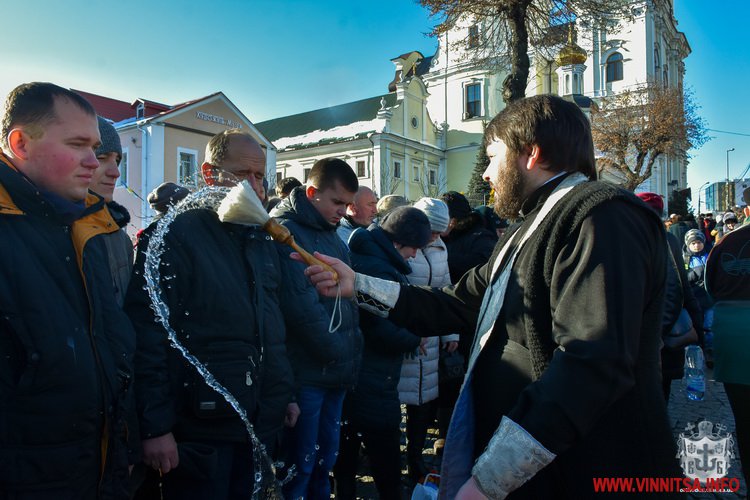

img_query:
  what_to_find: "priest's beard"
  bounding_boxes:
[492,151,526,219]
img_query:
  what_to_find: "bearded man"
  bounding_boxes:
[297,95,681,499]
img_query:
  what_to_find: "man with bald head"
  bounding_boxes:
[126,129,295,499]
[337,185,379,244]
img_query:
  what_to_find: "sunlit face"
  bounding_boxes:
[90,151,121,202]
[725,221,736,232]
[307,181,356,225]
[688,240,704,254]
[205,135,266,199]
[350,188,378,226]
[15,98,100,202]
[483,137,526,219]
[394,242,419,260]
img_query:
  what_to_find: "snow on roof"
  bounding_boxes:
[274,118,387,151]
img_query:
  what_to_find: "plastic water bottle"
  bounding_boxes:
[684,345,705,401]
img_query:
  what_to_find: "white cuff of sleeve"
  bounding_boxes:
[471,416,556,499]
[354,272,401,318]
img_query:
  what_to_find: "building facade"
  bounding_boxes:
[258,0,690,208]
[86,91,275,235]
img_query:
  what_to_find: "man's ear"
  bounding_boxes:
[305,184,317,201]
[7,128,32,160]
[201,162,217,186]
[525,144,542,171]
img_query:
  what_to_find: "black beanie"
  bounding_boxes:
[380,206,432,248]
[441,191,472,219]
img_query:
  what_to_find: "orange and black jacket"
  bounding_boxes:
[0,155,135,499]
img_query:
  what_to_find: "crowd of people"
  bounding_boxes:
[1,82,748,500]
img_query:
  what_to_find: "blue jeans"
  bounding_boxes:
[282,386,345,500]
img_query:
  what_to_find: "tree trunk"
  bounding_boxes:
[502,0,531,104]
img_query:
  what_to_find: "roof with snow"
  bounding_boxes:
[255,93,397,150]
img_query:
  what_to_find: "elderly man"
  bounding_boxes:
[337,185,378,244]
[0,82,134,498]
[126,129,295,499]
[299,95,680,499]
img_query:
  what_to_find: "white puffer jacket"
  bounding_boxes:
[398,237,459,405]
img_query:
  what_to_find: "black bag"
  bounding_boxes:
[438,350,465,384]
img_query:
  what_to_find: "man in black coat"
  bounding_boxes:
[300,95,681,499]
[0,82,135,499]
[126,130,295,499]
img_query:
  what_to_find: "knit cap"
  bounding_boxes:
[148,182,190,214]
[380,206,432,248]
[413,197,449,233]
[441,191,472,219]
[635,192,664,214]
[684,229,705,246]
[723,211,738,223]
[96,116,122,158]
[376,195,408,216]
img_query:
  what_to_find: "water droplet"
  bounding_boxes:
[184,311,190,316]
[304,454,311,462]
[314,444,320,451]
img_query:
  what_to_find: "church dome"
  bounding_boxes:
[557,27,587,66]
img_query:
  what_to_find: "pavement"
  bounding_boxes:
[665,371,747,499]
[351,371,747,499]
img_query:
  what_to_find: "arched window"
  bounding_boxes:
[606,52,623,82]
[654,47,661,75]
[662,64,669,86]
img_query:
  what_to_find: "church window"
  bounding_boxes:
[662,64,669,86]
[429,168,437,186]
[303,167,312,182]
[413,164,420,182]
[465,83,481,119]
[393,160,402,179]
[468,25,479,49]
[356,160,366,177]
[606,52,623,82]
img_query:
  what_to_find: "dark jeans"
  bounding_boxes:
[282,386,346,500]
[724,382,749,485]
[161,441,254,500]
[334,419,402,500]
[406,402,436,479]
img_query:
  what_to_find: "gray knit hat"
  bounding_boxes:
[684,229,705,246]
[376,195,408,216]
[723,211,738,223]
[380,206,432,248]
[96,116,122,159]
[148,182,190,214]
[413,197,449,233]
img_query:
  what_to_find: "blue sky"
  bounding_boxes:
[1,0,747,205]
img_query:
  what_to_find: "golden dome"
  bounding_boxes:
[557,26,587,66]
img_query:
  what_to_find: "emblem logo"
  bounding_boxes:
[677,420,735,483]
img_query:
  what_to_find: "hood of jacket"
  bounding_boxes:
[349,225,412,275]
[106,199,131,229]
[271,186,336,233]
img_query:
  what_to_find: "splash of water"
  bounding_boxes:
[143,186,294,498]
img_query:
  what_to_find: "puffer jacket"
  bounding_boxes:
[102,200,133,307]
[443,215,498,283]
[348,226,421,427]
[398,237,458,406]
[271,187,362,389]
[0,156,134,499]
[126,207,293,446]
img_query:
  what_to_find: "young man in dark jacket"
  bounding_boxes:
[126,130,294,499]
[0,82,135,499]
[271,158,362,500]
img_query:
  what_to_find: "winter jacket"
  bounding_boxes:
[102,200,133,307]
[125,207,293,447]
[397,237,458,406]
[442,216,497,284]
[683,247,713,311]
[348,226,421,427]
[0,156,134,499]
[336,215,365,245]
[271,187,362,389]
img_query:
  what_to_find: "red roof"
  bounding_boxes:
[72,89,134,122]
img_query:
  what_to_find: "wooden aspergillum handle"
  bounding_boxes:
[289,240,339,283]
